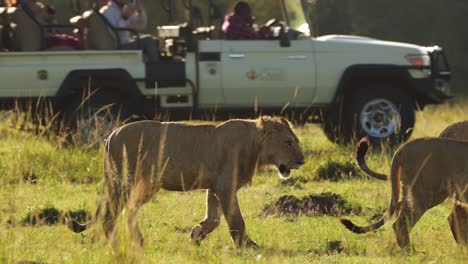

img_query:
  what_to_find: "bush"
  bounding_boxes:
[315,157,366,181]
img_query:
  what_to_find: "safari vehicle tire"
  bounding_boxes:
[323,86,415,146]
[63,89,130,143]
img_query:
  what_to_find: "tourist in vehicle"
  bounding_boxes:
[6,0,81,49]
[100,0,159,62]
[222,1,272,40]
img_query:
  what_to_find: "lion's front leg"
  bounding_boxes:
[448,201,468,245]
[216,188,258,249]
[190,189,222,244]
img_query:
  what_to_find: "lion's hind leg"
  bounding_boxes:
[101,187,126,246]
[393,202,418,251]
[393,188,448,251]
[102,203,118,241]
[124,176,154,247]
[448,201,468,245]
[191,190,222,244]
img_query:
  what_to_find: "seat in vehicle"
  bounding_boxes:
[6,7,42,51]
[7,7,77,51]
[0,7,6,51]
[77,10,119,50]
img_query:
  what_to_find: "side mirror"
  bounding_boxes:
[279,22,290,47]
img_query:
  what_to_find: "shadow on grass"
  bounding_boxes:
[17,205,91,226]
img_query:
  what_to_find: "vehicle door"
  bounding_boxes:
[197,40,224,108]
[220,38,316,109]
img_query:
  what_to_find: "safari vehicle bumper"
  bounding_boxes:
[408,47,452,106]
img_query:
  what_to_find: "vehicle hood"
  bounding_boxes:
[315,34,432,53]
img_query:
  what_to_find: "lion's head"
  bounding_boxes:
[258,116,305,179]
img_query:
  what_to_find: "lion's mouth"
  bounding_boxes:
[278,164,291,179]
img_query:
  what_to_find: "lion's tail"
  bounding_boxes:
[341,164,401,234]
[65,188,106,233]
[356,138,388,181]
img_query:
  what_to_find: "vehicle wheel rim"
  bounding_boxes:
[360,98,400,138]
[76,109,117,142]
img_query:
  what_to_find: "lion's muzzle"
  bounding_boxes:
[278,157,304,179]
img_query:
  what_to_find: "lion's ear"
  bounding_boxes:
[279,117,291,126]
[257,116,266,129]
[257,116,275,136]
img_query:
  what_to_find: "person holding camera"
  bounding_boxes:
[100,0,159,62]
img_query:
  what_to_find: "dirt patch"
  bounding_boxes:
[263,192,361,217]
[22,206,90,226]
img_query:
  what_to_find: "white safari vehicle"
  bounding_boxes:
[0,0,451,144]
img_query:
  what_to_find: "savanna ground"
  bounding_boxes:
[0,99,467,263]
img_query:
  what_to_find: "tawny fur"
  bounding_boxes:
[342,137,468,249]
[439,120,468,141]
[356,120,468,182]
[66,116,304,248]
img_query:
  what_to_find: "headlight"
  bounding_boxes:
[405,54,430,66]
[408,69,431,79]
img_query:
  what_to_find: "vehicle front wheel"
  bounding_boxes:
[323,86,415,146]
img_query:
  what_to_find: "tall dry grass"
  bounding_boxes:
[0,97,466,263]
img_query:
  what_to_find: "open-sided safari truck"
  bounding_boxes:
[0,0,451,144]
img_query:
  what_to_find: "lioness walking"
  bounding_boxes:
[67,116,305,248]
[341,137,468,249]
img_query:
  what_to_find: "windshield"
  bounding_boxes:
[284,0,310,36]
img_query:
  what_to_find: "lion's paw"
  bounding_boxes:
[245,238,260,249]
[190,225,206,245]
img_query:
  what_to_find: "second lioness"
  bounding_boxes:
[341,137,468,249]
[439,120,468,140]
[67,117,305,248]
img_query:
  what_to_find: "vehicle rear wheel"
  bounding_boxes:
[74,105,121,143]
[64,89,130,144]
[323,86,415,146]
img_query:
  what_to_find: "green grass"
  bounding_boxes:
[0,100,468,263]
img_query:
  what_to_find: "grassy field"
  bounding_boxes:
[0,99,467,263]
